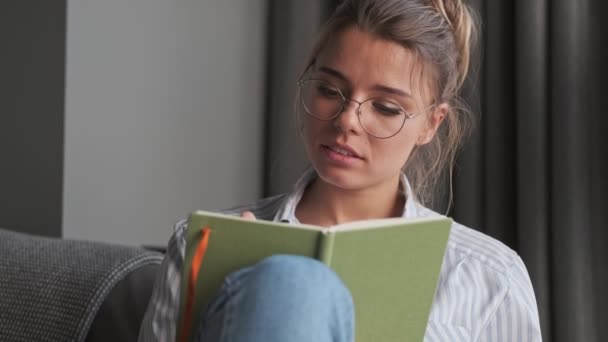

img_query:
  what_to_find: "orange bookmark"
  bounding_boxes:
[178,227,211,342]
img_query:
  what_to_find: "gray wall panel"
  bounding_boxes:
[0,2,66,237]
[63,0,267,246]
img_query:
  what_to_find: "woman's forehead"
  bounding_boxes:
[314,27,428,95]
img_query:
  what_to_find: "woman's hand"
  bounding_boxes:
[240,211,256,220]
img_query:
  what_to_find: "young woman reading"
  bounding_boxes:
[139,0,542,340]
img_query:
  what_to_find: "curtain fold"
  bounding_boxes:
[514,0,552,338]
[549,1,598,340]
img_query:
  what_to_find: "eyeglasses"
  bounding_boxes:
[297,79,427,139]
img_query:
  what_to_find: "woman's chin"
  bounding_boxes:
[307,149,369,190]
[313,166,366,191]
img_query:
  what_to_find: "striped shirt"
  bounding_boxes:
[138,170,542,341]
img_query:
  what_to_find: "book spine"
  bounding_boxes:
[318,231,335,266]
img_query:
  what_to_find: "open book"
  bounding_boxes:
[177,211,451,342]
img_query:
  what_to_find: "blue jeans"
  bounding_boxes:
[195,255,355,342]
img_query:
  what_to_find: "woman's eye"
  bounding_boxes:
[317,85,340,98]
[373,102,403,116]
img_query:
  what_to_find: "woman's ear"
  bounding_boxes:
[418,103,448,145]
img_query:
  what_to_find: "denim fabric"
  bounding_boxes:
[195,255,355,342]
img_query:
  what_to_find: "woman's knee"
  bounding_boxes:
[200,255,355,341]
[242,254,352,304]
[254,255,343,285]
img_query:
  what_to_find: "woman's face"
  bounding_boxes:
[301,26,446,192]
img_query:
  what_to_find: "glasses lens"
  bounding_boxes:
[301,80,343,120]
[359,99,406,138]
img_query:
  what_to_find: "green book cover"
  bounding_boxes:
[179,211,451,342]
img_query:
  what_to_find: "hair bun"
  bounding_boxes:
[429,0,476,87]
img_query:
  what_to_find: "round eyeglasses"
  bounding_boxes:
[298,79,423,139]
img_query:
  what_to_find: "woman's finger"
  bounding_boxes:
[240,211,256,220]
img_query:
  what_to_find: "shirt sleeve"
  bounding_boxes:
[474,256,543,342]
[138,220,188,342]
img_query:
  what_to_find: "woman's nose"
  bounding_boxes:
[333,100,363,134]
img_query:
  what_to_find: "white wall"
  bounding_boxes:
[63,0,267,246]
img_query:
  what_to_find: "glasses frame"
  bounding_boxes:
[297,78,432,139]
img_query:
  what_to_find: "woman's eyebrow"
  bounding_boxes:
[318,66,350,83]
[371,84,413,98]
[318,66,413,98]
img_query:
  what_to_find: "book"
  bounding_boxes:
[178,210,452,342]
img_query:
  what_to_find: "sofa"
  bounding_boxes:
[0,228,164,342]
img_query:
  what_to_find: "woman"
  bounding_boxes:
[139,0,542,341]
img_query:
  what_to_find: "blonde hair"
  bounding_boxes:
[300,0,479,209]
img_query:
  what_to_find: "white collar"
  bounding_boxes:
[273,167,421,223]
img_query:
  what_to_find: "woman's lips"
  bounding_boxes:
[324,143,362,158]
[321,144,363,164]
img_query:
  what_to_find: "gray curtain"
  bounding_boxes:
[453,1,607,341]
[264,0,333,195]
[264,0,607,341]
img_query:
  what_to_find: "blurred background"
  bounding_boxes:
[1,1,606,340]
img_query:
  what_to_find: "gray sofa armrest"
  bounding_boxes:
[0,228,163,342]
[85,263,160,342]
